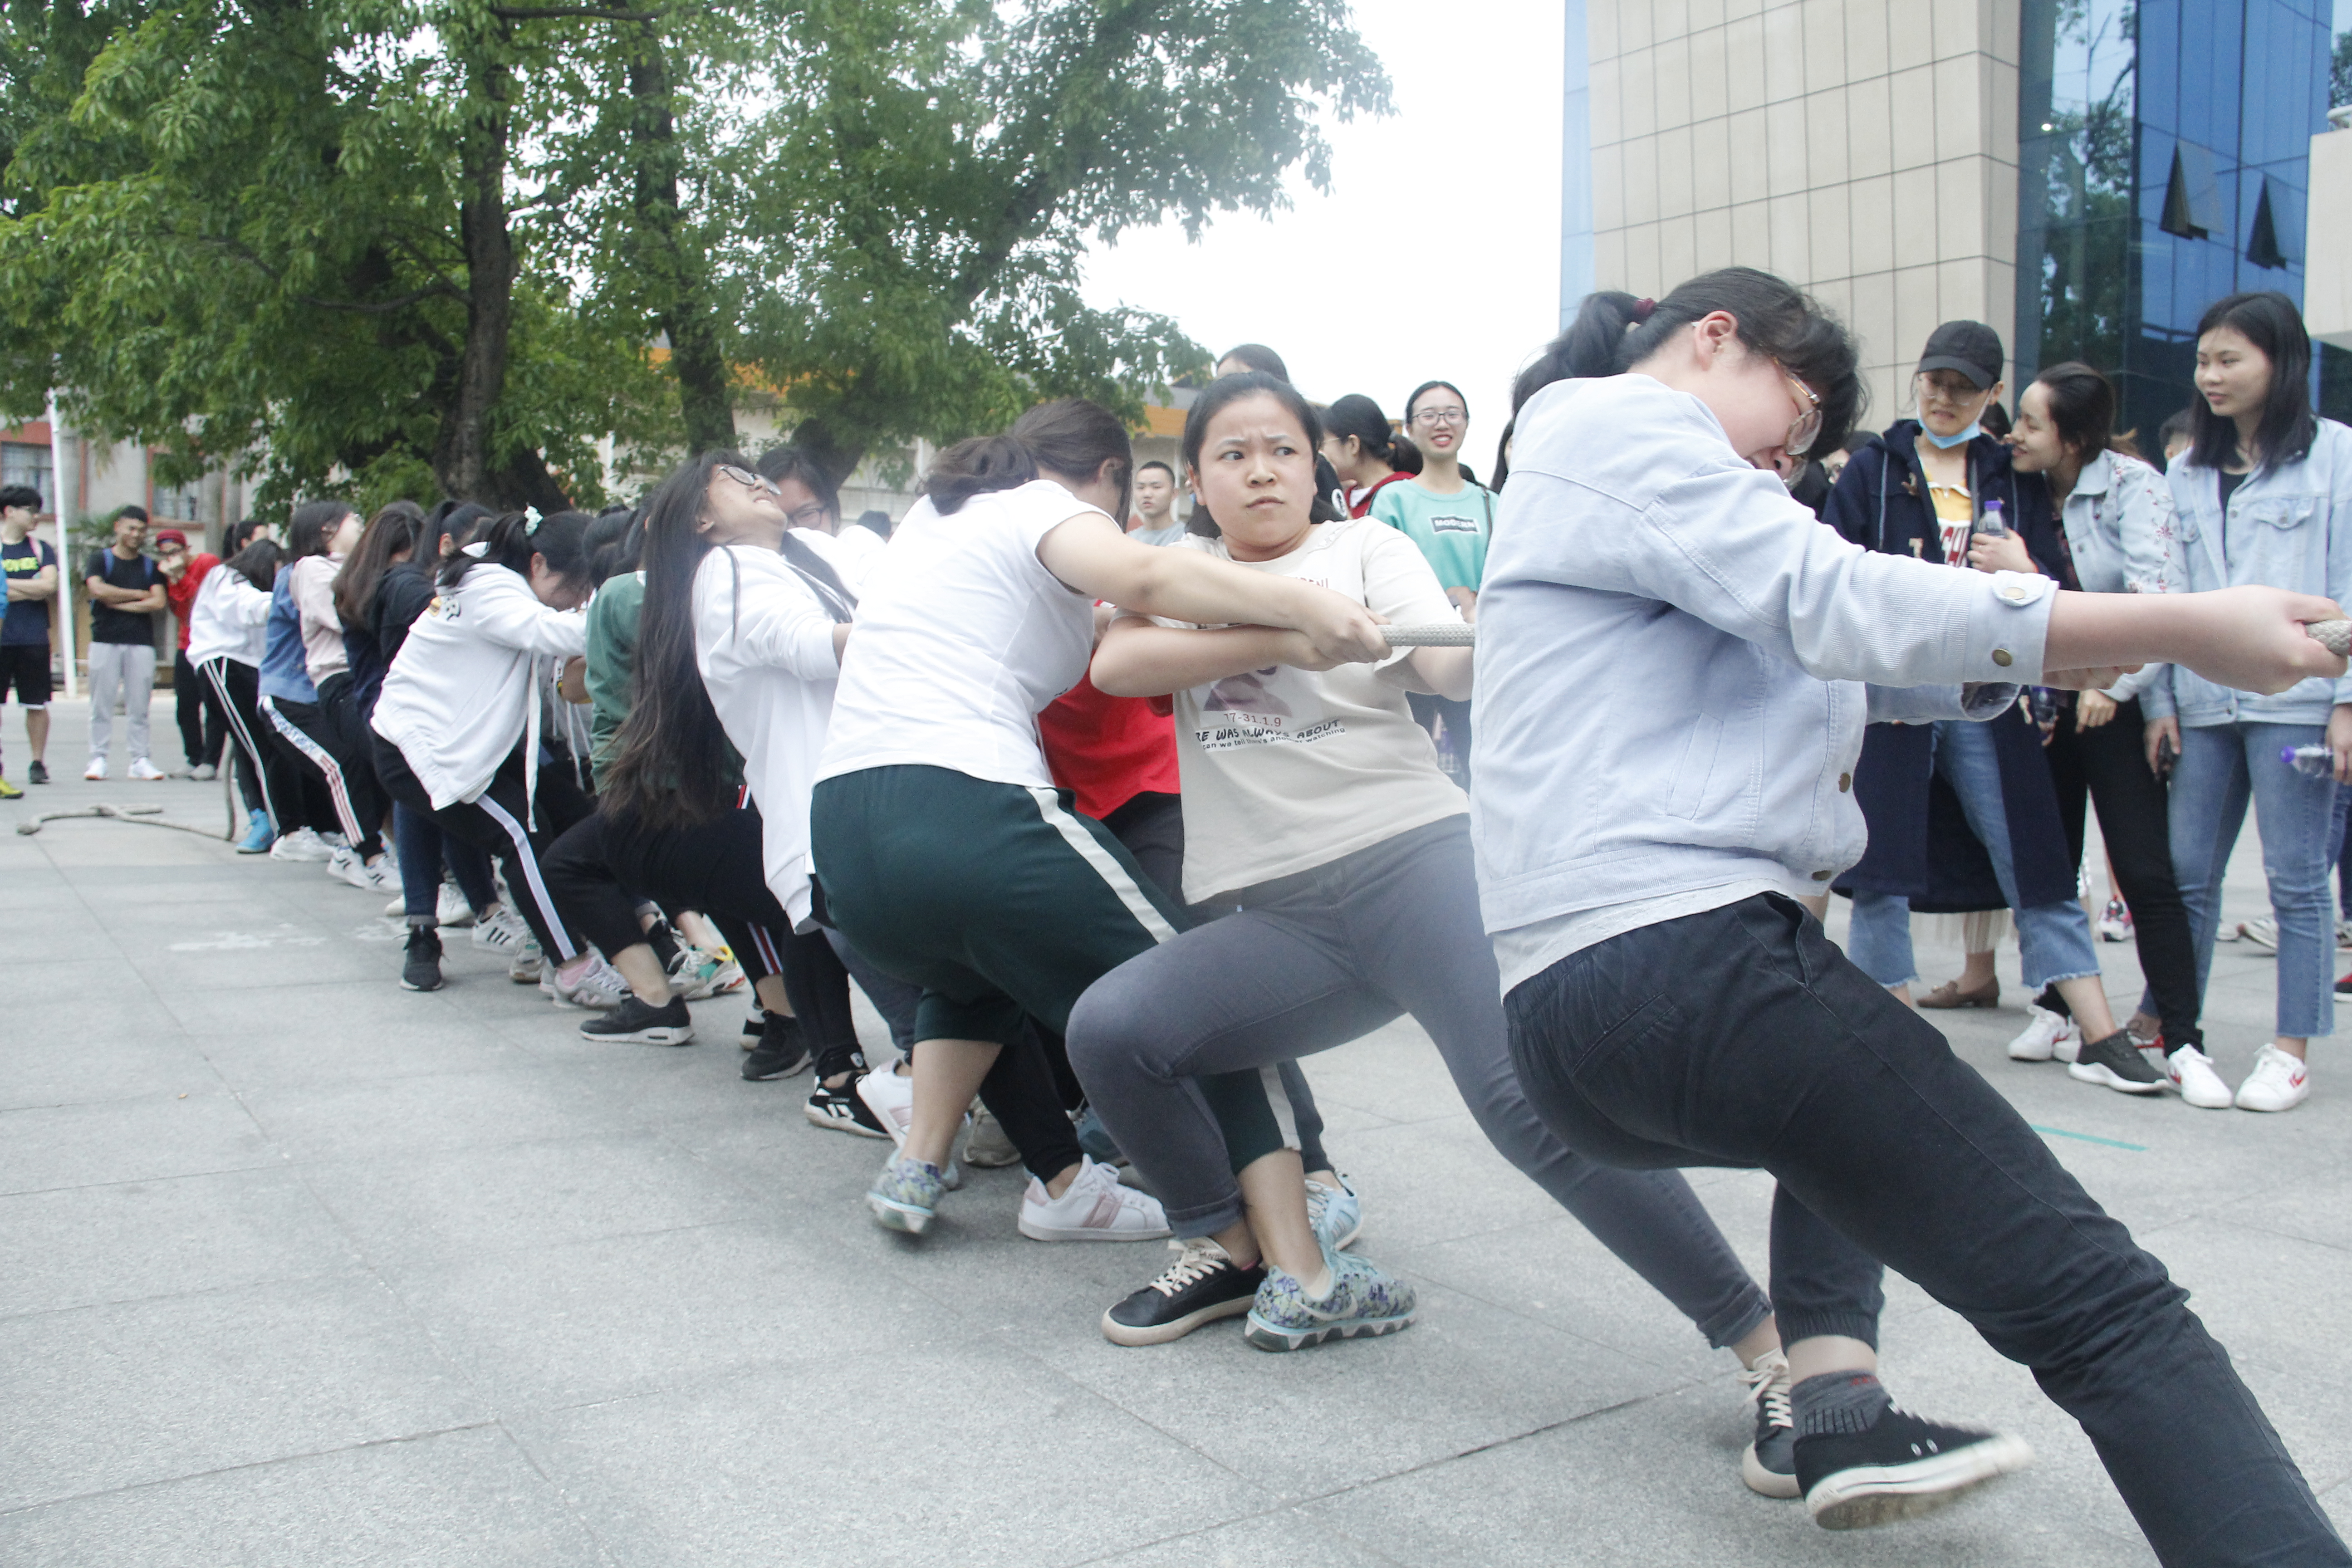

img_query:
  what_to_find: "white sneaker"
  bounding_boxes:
[269,827,333,862]
[127,757,166,781]
[1018,1155,1171,1242]
[436,882,476,927]
[327,847,376,890]
[382,891,409,918]
[855,1063,916,1145]
[2234,1044,2311,1112]
[191,762,218,781]
[508,937,544,984]
[2006,1005,2079,1063]
[548,953,630,1010]
[471,906,532,953]
[2236,917,2278,953]
[83,757,107,780]
[2338,919,2352,951]
[2163,1045,2234,1110]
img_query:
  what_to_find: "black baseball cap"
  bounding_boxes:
[1918,321,2004,389]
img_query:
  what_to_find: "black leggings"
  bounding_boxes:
[2038,696,2203,1047]
[262,688,384,857]
[375,737,593,960]
[201,658,299,824]
[543,799,794,988]
[174,649,226,769]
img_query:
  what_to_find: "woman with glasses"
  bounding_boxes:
[1823,323,2151,1089]
[2150,291,2352,1113]
[1480,267,2347,1554]
[1373,381,1494,775]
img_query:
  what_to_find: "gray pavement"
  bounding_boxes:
[3,695,2349,1567]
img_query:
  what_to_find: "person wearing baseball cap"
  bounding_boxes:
[1821,321,2153,1083]
[153,525,226,779]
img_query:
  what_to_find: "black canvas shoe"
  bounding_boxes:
[742,1014,813,1080]
[399,926,444,992]
[1797,1408,2033,1529]
[27,759,48,784]
[804,1074,891,1137]
[2067,1029,2167,1094]
[1102,1239,1266,1346]
[1738,1351,1799,1498]
[579,994,694,1045]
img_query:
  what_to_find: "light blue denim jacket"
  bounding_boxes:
[2147,418,2352,726]
[2059,448,2181,703]
[1470,375,2047,936]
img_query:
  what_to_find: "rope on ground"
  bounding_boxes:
[15,803,233,841]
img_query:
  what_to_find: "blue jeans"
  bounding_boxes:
[2166,722,2336,1039]
[1504,894,2346,1565]
[1845,718,2103,991]
[392,802,499,929]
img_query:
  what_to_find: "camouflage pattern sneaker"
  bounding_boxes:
[1243,1248,1416,1352]
[867,1154,946,1235]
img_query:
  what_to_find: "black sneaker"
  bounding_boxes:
[2067,1029,2167,1094]
[399,926,443,992]
[740,1009,765,1052]
[1102,1238,1266,1346]
[27,759,47,784]
[1738,1352,1799,1498]
[804,1073,890,1137]
[742,1014,813,1080]
[579,994,694,1045]
[1797,1408,2034,1530]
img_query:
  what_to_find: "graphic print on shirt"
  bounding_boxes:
[1426,511,1483,535]
[1194,662,1339,750]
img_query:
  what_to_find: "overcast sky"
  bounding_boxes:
[1078,0,1564,476]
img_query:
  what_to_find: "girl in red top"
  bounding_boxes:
[1318,394,1419,518]
[154,528,225,777]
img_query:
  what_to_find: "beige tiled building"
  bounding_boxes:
[1583,0,2022,427]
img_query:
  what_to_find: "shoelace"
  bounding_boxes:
[1147,1240,1230,1297]
[1738,1353,1794,1432]
[1304,1180,1341,1227]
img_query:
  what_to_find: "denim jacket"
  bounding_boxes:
[1470,374,2045,936]
[257,571,318,704]
[2148,418,2352,726]
[2059,448,2182,703]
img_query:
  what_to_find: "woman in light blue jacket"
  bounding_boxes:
[2144,291,2352,1114]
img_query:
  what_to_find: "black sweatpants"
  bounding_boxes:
[174,648,226,769]
[2039,696,2203,1048]
[543,798,795,990]
[201,657,298,823]
[263,689,384,857]
[375,737,593,961]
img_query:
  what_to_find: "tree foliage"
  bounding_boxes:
[0,0,1390,507]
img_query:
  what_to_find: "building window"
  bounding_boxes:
[152,477,203,521]
[2019,0,2136,383]
[1,442,52,511]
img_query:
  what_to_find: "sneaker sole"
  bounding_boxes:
[582,1023,695,1045]
[867,1193,934,1234]
[400,972,444,992]
[2235,1093,2309,1113]
[2005,1041,2058,1062]
[804,1102,892,1138]
[2066,1062,2166,1095]
[1242,1307,1416,1352]
[1805,1433,2034,1530]
[1101,1294,1254,1347]
[1742,1443,1802,1500]
[1018,1216,1173,1243]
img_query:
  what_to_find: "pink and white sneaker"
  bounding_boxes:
[1018,1156,1169,1242]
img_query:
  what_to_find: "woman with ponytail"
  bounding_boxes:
[256,501,363,866]
[811,397,1391,1243]
[188,538,294,853]
[1476,268,2345,1556]
[1318,393,1419,517]
[370,510,598,994]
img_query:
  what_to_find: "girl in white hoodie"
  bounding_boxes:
[371,511,594,987]
[189,537,292,853]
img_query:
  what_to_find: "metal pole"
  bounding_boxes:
[46,395,76,700]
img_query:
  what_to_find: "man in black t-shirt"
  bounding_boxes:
[82,505,167,781]
[0,484,55,793]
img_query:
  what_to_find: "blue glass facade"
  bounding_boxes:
[2019,0,2332,441]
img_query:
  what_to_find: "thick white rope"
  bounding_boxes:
[2307,620,2352,657]
[1380,623,1475,647]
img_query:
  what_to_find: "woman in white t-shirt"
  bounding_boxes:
[1065,374,1795,1485]
[810,398,1391,1241]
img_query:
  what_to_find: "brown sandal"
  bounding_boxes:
[1917,978,1999,1009]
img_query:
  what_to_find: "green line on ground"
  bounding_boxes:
[2030,1123,2147,1152]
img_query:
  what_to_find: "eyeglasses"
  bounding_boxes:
[1915,372,1989,407]
[716,463,783,499]
[1776,362,1823,456]
[1411,406,1467,427]
[785,501,833,529]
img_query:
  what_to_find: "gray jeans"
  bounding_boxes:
[86,642,157,765]
[1067,815,1774,1350]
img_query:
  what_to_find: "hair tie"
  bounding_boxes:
[1632,298,1657,323]
[524,507,544,536]
[461,540,490,559]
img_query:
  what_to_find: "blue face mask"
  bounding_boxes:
[1921,420,1981,450]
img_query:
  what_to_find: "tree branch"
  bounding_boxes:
[489,5,657,20]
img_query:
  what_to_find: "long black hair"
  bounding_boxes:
[2187,290,2316,473]
[1515,267,1863,455]
[1322,394,1421,477]
[598,454,750,831]
[438,509,593,591]
[332,501,424,631]
[1180,372,1343,538]
[223,538,282,593]
[922,398,1134,520]
[288,499,353,561]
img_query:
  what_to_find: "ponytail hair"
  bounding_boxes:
[1322,394,1421,477]
[1180,372,1343,538]
[921,398,1134,520]
[439,508,593,591]
[224,538,282,593]
[1514,267,1864,455]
